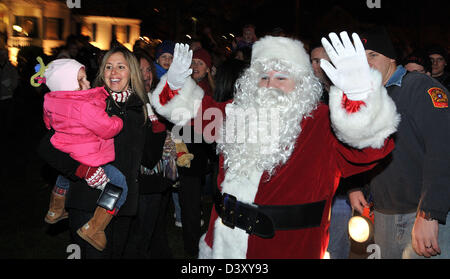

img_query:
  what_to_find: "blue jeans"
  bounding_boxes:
[374,211,450,259]
[327,196,352,259]
[56,164,128,210]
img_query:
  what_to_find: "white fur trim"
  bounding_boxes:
[251,36,312,71]
[209,168,264,259]
[150,74,204,126]
[198,233,212,259]
[329,68,400,149]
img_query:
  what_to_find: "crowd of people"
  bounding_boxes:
[0,21,448,259]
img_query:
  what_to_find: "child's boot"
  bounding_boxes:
[44,192,68,224]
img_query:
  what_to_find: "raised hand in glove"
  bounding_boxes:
[167,43,193,90]
[320,32,372,101]
[175,141,194,168]
[75,164,110,190]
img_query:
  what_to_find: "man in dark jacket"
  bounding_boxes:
[349,27,449,259]
[427,46,450,90]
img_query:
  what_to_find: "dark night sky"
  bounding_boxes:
[71,0,449,49]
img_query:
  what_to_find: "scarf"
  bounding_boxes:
[154,62,168,79]
[108,87,134,103]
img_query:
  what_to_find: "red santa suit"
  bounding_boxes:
[151,36,400,259]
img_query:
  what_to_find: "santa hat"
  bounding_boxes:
[44,59,84,92]
[250,36,311,71]
[193,48,212,69]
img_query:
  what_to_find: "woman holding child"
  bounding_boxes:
[38,46,166,258]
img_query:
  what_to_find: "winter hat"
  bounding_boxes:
[359,27,397,60]
[192,48,212,69]
[44,59,84,91]
[403,51,431,73]
[251,35,311,71]
[427,45,448,62]
[155,40,175,60]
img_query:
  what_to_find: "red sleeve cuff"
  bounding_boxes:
[159,81,180,106]
[75,164,89,178]
[342,93,366,114]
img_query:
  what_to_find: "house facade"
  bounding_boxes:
[0,0,141,65]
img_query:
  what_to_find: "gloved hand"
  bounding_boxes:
[75,165,110,190]
[167,43,193,90]
[320,31,372,101]
[146,103,166,133]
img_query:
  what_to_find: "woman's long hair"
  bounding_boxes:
[94,46,148,120]
[213,58,249,102]
[134,50,158,91]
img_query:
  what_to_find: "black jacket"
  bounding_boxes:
[368,71,449,223]
[38,93,166,216]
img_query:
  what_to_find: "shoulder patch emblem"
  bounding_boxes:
[427,87,448,108]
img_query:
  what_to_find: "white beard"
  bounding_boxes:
[217,65,322,179]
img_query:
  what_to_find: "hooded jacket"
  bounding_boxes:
[43,87,123,167]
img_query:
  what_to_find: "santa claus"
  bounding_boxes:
[151,32,400,258]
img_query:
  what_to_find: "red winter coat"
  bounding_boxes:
[43,87,123,167]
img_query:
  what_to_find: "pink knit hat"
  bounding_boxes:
[44,59,85,92]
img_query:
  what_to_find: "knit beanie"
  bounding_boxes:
[44,59,84,91]
[155,40,175,60]
[360,27,397,60]
[427,45,448,62]
[403,51,431,73]
[192,48,212,69]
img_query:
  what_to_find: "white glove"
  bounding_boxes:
[320,32,372,100]
[167,43,193,90]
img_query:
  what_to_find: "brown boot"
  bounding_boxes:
[44,192,68,224]
[76,207,114,251]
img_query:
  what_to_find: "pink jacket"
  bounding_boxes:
[43,87,123,167]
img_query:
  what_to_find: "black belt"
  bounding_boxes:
[214,191,326,239]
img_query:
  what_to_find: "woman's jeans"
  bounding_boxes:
[56,164,128,210]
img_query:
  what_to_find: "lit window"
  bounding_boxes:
[113,25,131,44]
[13,16,38,38]
[81,23,97,42]
[44,18,64,40]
